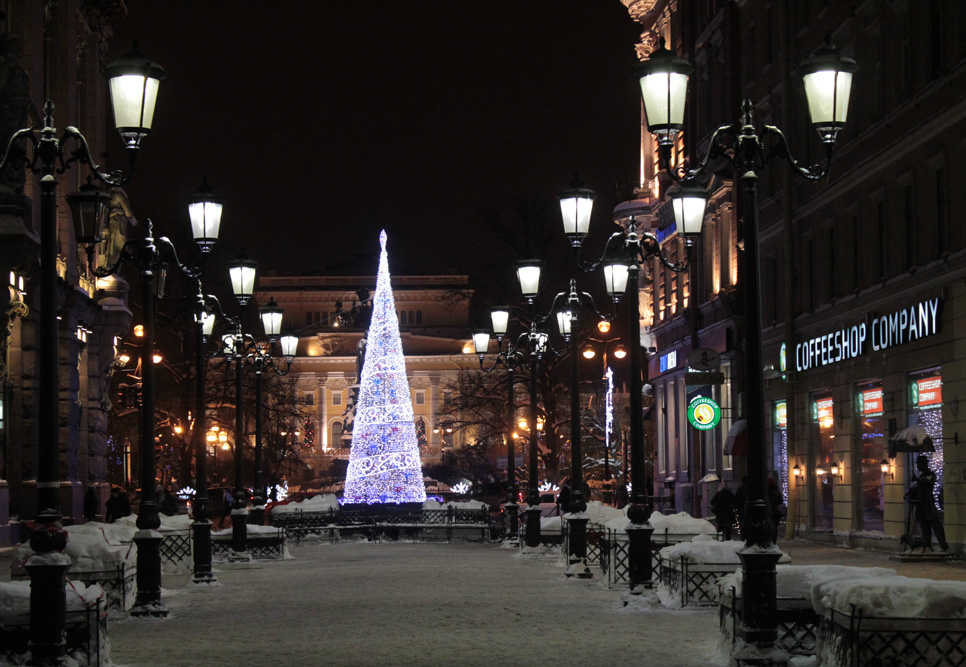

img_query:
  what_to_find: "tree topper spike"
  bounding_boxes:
[380,229,387,251]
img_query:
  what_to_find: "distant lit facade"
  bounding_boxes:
[257,273,477,483]
[621,0,966,554]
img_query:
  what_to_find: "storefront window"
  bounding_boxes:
[857,381,885,532]
[909,370,944,510]
[812,394,835,528]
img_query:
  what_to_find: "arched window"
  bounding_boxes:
[306,312,312,326]
[416,311,422,325]
[400,311,407,325]
[332,421,343,445]
[409,311,415,324]
[315,311,321,323]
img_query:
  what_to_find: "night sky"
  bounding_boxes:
[107,2,643,283]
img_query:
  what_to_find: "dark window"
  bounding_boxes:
[416,311,422,325]
[877,201,887,280]
[937,167,947,255]
[905,183,916,270]
[852,214,861,291]
[828,226,836,301]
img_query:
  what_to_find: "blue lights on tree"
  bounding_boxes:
[342,230,427,504]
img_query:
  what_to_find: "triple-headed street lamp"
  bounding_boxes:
[206,255,297,558]
[562,176,704,591]
[635,36,855,654]
[0,40,164,653]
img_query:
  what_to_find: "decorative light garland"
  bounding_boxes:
[342,231,427,504]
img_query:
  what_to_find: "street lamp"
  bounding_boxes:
[570,206,699,592]
[75,177,222,603]
[0,38,163,651]
[636,35,854,652]
[205,254,297,551]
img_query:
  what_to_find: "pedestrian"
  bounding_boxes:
[557,478,572,515]
[910,455,948,552]
[709,483,737,540]
[160,484,178,516]
[83,486,99,522]
[105,486,131,523]
[767,477,785,542]
[219,487,234,529]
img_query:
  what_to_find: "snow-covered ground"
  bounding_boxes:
[101,541,727,667]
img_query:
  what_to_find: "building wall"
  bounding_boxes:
[620,0,966,553]
[0,1,134,545]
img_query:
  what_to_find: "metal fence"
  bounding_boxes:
[820,604,966,667]
[0,597,107,666]
[659,554,737,607]
[269,507,495,543]
[589,525,722,589]
[718,586,820,658]
[159,529,193,567]
[211,528,287,560]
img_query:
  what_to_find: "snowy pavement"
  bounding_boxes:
[105,541,727,667]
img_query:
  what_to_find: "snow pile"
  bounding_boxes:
[817,575,966,618]
[269,494,340,514]
[541,516,563,533]
[723,565,898,605]
[0,580,105,618]
[596,508,717,536]
[583,501,625,525]
[661,535,791,565]
[15,521,135,573]
[650,511,717,537]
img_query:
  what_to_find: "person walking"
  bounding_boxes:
[219,486,234,529]
[709,483,737,540]
[160,484,178,516]
[83,486,99,522]
[911,455,948,552]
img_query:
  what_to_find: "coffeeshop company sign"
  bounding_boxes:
[688,396,722,431]
[795,297,941,372]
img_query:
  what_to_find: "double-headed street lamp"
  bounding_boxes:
[0,41,163,653]
[76,177,224,606]
[207,256,297,558]
[636,36,855,652]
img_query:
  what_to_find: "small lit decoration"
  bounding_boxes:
[342,231,427,504]
[538,481,560,494]
[177,486,195,500]
[605,367,614,460]
[268,481,290,502]
[303,419,315,450]
[917,405,944,508]
[451,481,471,495]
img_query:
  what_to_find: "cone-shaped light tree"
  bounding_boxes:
[343,230,427,504]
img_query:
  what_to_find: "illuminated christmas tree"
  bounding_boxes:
[342,230,427,504]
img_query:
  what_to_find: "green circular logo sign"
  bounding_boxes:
[688,397,721,431]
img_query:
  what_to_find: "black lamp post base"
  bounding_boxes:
[231,510,248,555]
[504,502,519,543]
[565,515,592,579]
[737,548,783,649]
[190,520,217,584]
[249,507,266,526]
[130,532,169,618]
[523,506,542,549]
[25,556,70,665]
[626,521,655,591]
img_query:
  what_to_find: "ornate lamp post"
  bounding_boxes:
[0,42,163,652]
[73,177,223,608]
[184,180,225,584]
[205,256,298,551]
[564,173,702,590]
[636,36,855,655]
